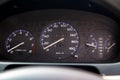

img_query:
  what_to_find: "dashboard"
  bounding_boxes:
[0,9,119,63]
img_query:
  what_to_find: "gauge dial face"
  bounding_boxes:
[5,30,35,54]
[41,22,79,59]
[85,30,116,60]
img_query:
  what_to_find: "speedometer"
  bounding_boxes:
[41,22,79,59]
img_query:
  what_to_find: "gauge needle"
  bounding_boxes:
[43,38,64,50]
[107,43,116,52]
[8,42,24,52]
[86,42,97,48]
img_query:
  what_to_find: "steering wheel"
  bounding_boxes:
[0,66,103,80]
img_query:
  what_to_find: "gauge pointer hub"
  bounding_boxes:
[8,42,24,52]
[86,42,97,48]
[43,38,64,50]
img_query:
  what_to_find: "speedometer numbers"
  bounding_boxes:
[5,30,36,54]
[41,22,79,59]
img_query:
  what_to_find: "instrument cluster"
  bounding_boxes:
[0,10,119,63]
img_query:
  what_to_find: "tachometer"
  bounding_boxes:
[41,22,79,59]
[5,30,35,54]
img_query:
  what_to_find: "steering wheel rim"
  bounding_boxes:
[0,66,103,80]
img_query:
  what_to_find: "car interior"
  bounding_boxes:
[0,0,120,80]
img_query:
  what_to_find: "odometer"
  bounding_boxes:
[41,22,79,59]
